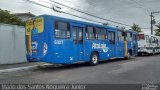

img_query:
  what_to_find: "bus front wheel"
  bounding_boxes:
[89,52,99,66]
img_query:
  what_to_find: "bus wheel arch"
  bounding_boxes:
[89,51,99,66]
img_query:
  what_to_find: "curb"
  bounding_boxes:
[0,65,38,73]
[0,63,57,74]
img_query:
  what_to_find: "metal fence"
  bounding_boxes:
[0,23,26,64]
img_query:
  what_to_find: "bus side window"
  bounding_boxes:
[55,21,70,38]
[151,36,155,43]
[101,29,107,40]
[127,32,132,41]
[146,35,151,43]
[108,31,115,44]
[95,28,106,40]
[146,35,148,43]
[86,26,95,40]
[151,36,153,43]
[155,37,158,44]
[149,37,152,43]
[118,31,124,41]
[132,34,135,41]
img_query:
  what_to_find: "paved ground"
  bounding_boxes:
[0,54,160,84]
[0,62,44,70]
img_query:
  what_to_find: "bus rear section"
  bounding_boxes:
[25,17,47,62]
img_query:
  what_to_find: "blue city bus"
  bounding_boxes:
[25,15,138,65]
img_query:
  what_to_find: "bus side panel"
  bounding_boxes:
[84,40,93,62]
[83,40,110,62]
[99,40,110,60]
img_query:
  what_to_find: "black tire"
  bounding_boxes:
[89,52,99,66]
[138,53,142,56]
[28,60,36,62]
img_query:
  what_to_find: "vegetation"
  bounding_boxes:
[0,9,25,26]
[155,23,160,36]
[131,23,142,33]
[103,23,109,26]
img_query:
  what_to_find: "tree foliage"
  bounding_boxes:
[155,23,160,36]
[131,23,142,33]
[103,23,109,26]
[0,9,25,26]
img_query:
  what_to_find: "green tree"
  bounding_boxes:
[0,9,25,26]
[131,23,142,33]
[155,23,160,36]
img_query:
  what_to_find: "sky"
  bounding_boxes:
[0,0,160,34]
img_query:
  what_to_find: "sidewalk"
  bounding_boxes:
[0,62,46,73]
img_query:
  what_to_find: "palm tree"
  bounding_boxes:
[131,23,142,33]
[155,23,160,36]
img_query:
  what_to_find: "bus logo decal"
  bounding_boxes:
[92,43,109,53]
[31,41,38,50]
[70,57,73,61]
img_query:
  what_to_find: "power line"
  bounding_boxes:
[26,0,105,24]
[129,0,151,12]
[26,0,149,29]
[46,0,132,26]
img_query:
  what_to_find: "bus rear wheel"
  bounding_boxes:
[89,52,99,66]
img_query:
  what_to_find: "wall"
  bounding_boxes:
[0,23,26,64]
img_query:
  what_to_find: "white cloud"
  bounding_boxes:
[0,0,160,33]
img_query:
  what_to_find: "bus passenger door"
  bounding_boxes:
[72,26,84,62]
[117,31,125,57]
[132,33,138,56]
[108,31,116,58]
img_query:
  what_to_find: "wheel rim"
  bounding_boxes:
[92,55,98,64]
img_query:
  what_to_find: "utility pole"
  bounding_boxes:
[150,11,160,35]
[151,12,153,35]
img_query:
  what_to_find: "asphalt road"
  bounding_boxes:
[0,54,160,84]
